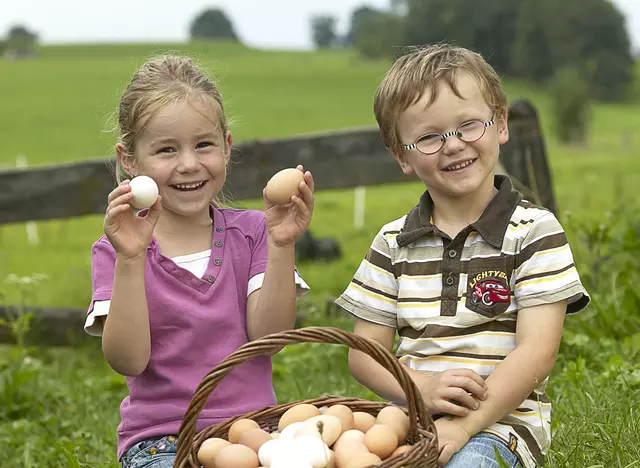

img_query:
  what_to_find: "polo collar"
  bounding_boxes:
[396,175,522,248]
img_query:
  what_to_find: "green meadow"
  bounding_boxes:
[0,41,639,467]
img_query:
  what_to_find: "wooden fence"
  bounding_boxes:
[0,99,556,345]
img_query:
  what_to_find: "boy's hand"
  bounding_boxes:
[435,417,471,466]
[414,369,487,416]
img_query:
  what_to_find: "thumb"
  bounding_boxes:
[438,444,455,467]
[145,196,163,227]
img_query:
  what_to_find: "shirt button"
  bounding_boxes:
[206,275,216,283]
[216,226,225,232]
[215,240,223,247]
[445,275,455,286]
[214,258,222,266]
[448,250,457,258]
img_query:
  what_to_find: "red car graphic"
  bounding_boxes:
[472,280,510,306]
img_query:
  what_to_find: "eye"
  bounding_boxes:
[196,141,215,149]
[156,146,176,154]
[459,120,482,130]
[417,133,441,143]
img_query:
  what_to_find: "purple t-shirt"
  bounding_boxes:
[88,206,280,460]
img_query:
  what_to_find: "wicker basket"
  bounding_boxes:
[174,326,439,467]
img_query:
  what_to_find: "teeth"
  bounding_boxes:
[446,159,474,171]
[174,182,204,190]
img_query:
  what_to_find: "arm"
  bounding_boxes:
[101,255,152,376]
[349,319,487,415]
[452,300,567,436]
[246,243,297,340]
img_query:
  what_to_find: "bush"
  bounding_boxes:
[550,67,591,144]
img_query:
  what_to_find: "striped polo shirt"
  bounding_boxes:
[336,175,590,467]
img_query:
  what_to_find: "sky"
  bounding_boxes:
[1,0,640,52]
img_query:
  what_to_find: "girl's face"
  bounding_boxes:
[119,99,231,222]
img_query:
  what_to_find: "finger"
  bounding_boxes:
[107,180,131,204]
[296,164,304,172]
[298,179,315,208]
[107,191,134,213]
[448,375,487,399]
[143,195,163,226]
[435,400,469,418]
[303,170,315,193]
[291,195,311,219]
[438,444,456,467]
[444,387,480,410]
[104,204,131,225]
[451,369,488,390]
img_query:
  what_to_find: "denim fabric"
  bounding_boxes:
[446,433,523,468]
[120,435,177,468]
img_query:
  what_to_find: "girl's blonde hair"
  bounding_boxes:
[115,55,229,188]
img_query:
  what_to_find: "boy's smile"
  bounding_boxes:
[394,72,509,202]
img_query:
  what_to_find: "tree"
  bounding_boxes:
[311,14,338,49]
[345,6,382,46]
[189,8,239,41]
[354,13,404,60]
[551,67,591,144]
[4,25,38,59]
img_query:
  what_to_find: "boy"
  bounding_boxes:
[335,44,589,467]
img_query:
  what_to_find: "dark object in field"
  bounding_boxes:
[295,230,342,262]
[500,99,558,215]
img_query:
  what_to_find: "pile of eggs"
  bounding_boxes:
[196,403,413,468]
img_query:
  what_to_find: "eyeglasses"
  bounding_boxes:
[403,117,495,155]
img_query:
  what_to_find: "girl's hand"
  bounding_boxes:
[103,180,162,261]
[263,165,314,248]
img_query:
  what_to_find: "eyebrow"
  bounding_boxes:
[416,112,484,135]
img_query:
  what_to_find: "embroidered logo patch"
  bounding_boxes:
[508,433,518,452]
[469,271,510,307]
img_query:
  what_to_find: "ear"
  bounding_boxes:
[224,131,233,164]
[392,149,414,175]
[116,143,137,178]
[497,109,509,145]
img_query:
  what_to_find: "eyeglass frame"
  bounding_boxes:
[402,116,496,155]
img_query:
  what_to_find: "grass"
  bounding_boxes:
[0,41,639,467]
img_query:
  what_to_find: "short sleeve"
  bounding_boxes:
[514,211,590,314]
[335,227,399,327]
[87,238,117,317]
[246,212,310,299]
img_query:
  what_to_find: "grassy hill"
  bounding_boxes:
[0,42,638,467]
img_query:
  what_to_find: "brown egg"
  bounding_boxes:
[326,405,355,432]
[238,428,273,453]
[344,453,382,468]
[265,168,304,205]
[363,424,398,459]
[333,440,370,468]
[375,405,410,444]
[390,444,411,457]
[197,438,231,468]
[213,444,260,468]
[353,412,376,433]
[333,429,365,453]
[278,403,321,431]
[228,419,261,444]
[296,414,343,446]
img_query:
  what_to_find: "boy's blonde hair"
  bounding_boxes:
[115,55,229,183]
[374,43,508,157]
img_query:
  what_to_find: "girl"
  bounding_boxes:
[84,55,314,468]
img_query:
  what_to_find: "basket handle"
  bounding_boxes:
[174,326,433,467]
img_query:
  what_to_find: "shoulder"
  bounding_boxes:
[377,215,409,244]
[509,200,566,244]
[91,235,116,256]
[219,207,267,245]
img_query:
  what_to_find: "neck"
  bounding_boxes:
[154,208,213,237]
[431,175,497,235]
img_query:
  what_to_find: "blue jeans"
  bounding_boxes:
[121,435,177,468]
[446,433,523,468]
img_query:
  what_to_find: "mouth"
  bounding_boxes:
[170,181,207,192]
[442,158,477,172]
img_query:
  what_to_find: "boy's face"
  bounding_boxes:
[393,72,508,200]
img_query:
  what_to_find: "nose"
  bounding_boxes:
[441,133,465,156]
[177,149,199,172]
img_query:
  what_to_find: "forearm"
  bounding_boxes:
[348,349,425,405]
[454,344,557,436]
[102,255,151,376]
[248,243,297,339]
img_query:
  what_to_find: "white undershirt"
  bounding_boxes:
[84,249,310,336]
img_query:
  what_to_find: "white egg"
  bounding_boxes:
[129,175,159,209]
[279,421,304,442]
[258,438,286,466]
[291,435,332,468]
[271,451,314,468]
